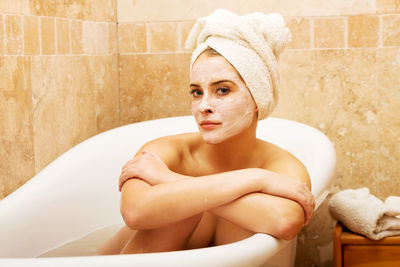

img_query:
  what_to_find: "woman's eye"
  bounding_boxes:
[190,89,203,98]
[217,87,230,95]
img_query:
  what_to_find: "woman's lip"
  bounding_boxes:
[200,121,221,130]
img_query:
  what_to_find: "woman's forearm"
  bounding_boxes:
[210,192,305,240]
[121,168,265,230]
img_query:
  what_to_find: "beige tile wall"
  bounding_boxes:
[0,0,119,198]
[0,0,399,266]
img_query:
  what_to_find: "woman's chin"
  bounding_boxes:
[201,132,236,145]
[201,134,225,145]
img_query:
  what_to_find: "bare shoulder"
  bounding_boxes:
[258,140,311,189]
[135,133,200,170]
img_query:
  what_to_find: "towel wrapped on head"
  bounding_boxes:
[185,9,291,120]
[328,188,400,240]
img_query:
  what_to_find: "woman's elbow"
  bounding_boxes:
[274,209,305,240]
[120,204,148,230]
[276,219,303,240]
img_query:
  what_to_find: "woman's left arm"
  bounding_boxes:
[210,159,312,240]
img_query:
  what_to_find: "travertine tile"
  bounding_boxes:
[71,20,83,54]
[119,53,192,124]
[276,49,379,191]
[348,15,379,48]
[83,22,109,54]
[5,15,23,55]
[179,21,195,51]
[286,17,311,49]
[118,23,146,53]
[56,18,70,54]
[30,0,62,18]
[96,23,109,53]
[0,0,29,15]
[41,17,55,55]
[79,0,117,22]
[376,48,400,198]
[32,56,97,171]
[314,18,345,48]
[382,15,400,46]
[30,0,116,22]
[377,0,400,14]
[322,49,378,192]
[24,16,40,55]
[89,55,120,132]
[148,22,179,52]
[117,0,376,21]
[0,56,35,199]
[82,22,95,54]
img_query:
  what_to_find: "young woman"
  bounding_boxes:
[98,10,315,255]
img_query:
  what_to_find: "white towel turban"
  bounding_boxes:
[185,9,292,120]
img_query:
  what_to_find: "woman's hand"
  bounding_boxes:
[119,151,172,191]
[261,172,315,225]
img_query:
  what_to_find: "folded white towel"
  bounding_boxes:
[385,196,400,219]
[328,188,400,240]
[185,9,291,120]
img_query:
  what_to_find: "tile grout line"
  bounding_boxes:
[68,19,72,55]
[378,15,383,48]
[3,15,7,54]
[54,17,57,55]
[39,16,42,55]
[1,14,4,55]
[21,15,24,55]
[344,16,348,49]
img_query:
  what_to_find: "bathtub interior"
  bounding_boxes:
[0,115,335,266]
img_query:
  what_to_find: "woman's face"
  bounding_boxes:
[190,54,257,144]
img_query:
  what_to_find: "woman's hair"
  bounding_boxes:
[200,47,222,57]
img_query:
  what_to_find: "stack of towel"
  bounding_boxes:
[329,188,400,240]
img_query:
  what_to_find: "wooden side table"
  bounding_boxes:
[333,222,400,267]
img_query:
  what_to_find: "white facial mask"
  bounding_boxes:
[190,55,257,144]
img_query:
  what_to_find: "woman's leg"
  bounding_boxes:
[97,225,137,255]
[120,214,203,254]
[213,217,254,246]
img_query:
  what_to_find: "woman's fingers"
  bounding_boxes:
[119,163,139,191]
[298,185,315,225]
[118,156,142,191]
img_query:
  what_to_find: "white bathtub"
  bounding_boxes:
[0,116,335,267]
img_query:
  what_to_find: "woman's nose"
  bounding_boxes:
[199,97,215,114]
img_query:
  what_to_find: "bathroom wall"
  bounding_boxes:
[117,0,400,266]
[0,0,119,198]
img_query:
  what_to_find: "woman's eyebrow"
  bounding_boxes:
[190,80,234,88]
[210,80,234,86]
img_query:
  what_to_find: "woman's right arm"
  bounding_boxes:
[120,168,264,230]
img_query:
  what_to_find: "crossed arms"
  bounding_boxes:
[119,147,315,240]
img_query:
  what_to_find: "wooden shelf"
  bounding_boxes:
[333,222,400,267]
